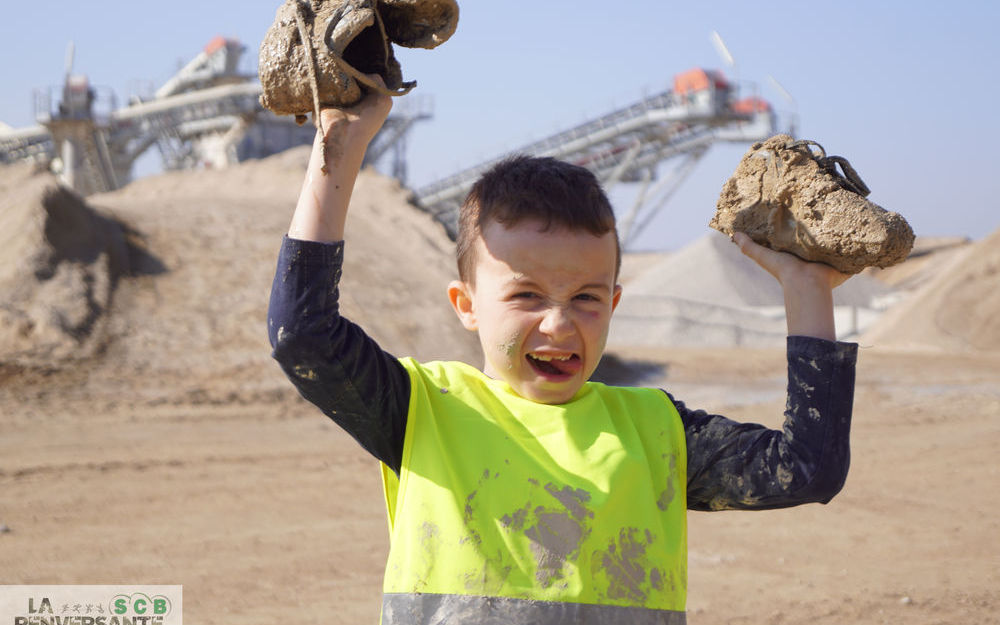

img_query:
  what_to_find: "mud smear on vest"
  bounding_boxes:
[524,484,594,587]
[492,479,596,588]
[459,468,513,592]
[595,527,674,603]
[415,521,441,592]
[656,454,679,511]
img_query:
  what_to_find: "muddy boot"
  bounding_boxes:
[378,0,459,49]
[710,134,914,274]
[258,0,415,120]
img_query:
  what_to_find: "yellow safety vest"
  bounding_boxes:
[380,358,688,624]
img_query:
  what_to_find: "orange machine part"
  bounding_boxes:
[673,68,730,95]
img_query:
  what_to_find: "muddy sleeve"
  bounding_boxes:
[267,235,410,472]
[675,336,858,511]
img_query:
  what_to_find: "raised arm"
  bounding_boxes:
[680,233,857,510]
[268,91,410,472]
[288,90,393,242]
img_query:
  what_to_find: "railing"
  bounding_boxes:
[411,81,772,242]
[414,85,752,207]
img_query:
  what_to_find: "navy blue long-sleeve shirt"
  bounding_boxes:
[268,236,857,511]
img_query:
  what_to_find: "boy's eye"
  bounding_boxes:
[512,292,538,299]
[574,293,601,302]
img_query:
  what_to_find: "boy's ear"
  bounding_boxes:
[448,280,478,331]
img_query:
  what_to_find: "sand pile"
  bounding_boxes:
[0,163,127,369]
[610,231,892,348]
[864,236,971,291]
[862,226,1000,352]
[1,148,479,403]
[625,232,891,307]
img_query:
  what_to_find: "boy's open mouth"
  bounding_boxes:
[526,353,582,378]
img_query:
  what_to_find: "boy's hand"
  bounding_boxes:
[733,232,850,290]
[319,86,393,151]
[733,232,850,341]
[288,84,393,243]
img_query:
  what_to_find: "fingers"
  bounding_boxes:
[732,231,851,289]
[826,267,852,289]
[359,73,393,118]
[732,231,761,257]
[732,232,783,280]
[317,85,393,144]
[318,91,391,125]
[361,88,394,119]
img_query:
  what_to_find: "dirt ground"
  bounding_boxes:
[2,155,999,624]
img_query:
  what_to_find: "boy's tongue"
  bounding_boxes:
[528,354,580,377]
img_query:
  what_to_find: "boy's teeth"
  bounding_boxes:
[532,354,569,361]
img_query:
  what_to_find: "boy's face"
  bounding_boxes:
[449,218,622,404]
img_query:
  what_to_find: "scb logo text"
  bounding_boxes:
[110,594,171,616]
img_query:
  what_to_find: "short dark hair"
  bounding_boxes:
[456,155,620,284]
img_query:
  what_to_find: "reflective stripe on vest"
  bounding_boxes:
[382,592,687,625]
[381,359,688,617]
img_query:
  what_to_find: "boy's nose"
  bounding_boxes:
[538,305,574,339]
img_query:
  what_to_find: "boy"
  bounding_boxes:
[268,91,856,624]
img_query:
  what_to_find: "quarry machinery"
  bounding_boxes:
[0,37,432,196]
[415,68,781,248]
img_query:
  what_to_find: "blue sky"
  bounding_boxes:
[2,1,998,250]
